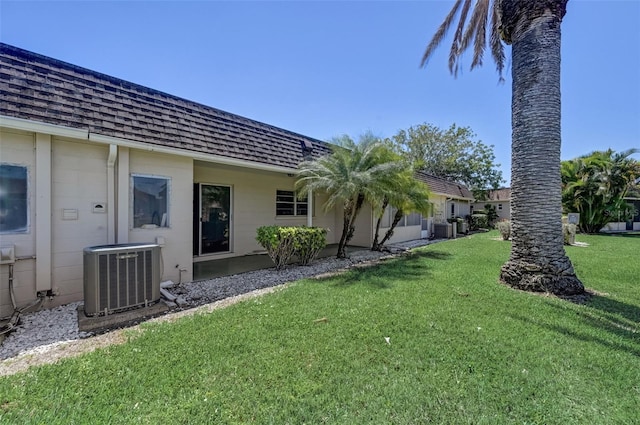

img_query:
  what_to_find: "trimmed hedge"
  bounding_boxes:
[470,213,489,230]
[256,226,328,270]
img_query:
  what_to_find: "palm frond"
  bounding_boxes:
[470,0,490,70]
[421,0,463,68]
[423,0,505,81]
[490,0,505,80]
[448,0,473,73]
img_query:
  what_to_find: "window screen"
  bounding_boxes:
[0,164,28,233]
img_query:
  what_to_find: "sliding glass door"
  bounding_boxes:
[195,184,231,255]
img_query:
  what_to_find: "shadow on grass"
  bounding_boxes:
[510,294,640,357]
[327,249,453,289]
[597,232,640,238]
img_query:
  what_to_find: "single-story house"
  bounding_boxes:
[472,188,511,221]
[0,43,353,317]
[0,43,472,317]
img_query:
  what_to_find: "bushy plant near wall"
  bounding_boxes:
[496,220,511,240]
[256,226,327,270]
[256,226,297,270]
[470,213,489,230]
[293,227,328,265]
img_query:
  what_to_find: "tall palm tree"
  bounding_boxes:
[296,134,403,258]
[422,0,584,295]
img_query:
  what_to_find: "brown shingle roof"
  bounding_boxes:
[0,43,331,169]
[415,171,473,200]
[485,188,511,201]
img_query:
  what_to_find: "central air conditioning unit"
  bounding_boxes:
[83,243,161,316]
[433,223,453,239]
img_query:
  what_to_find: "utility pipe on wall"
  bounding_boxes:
[107,145,117,244]
[35,133,52,293]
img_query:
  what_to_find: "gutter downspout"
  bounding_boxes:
[107,145,117,244]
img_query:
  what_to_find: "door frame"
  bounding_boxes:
[194,182,233,256]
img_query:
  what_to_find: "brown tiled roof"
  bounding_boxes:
[485,188,511,201]
[0,43,331,169]
[415,171,473,200]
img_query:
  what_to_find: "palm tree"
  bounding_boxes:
[562,149,639,233]
[372,171,432,251]
[422,0,584,295]
[295,133,403,258]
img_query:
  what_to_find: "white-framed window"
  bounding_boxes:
[131,174,170,229]
[498,203,503,211]
[276,190,309,216]
[0,164,29,234]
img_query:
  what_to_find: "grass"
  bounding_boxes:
[1,232,638,424]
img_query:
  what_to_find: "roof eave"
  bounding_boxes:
[1,115,299,174]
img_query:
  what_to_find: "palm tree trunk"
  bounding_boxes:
[372,198,389,251]
[376,209,404,250]
[499,1,584,295]
[337,193,365,258]
[337,201,353,258]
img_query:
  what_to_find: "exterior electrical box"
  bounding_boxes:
[83,243,161,316]
[0,246,16,265]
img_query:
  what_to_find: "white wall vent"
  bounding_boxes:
[83,243,161,316]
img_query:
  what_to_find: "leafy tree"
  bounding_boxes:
[371,169,432,251]
[422,0,584,295]
[391,122,503,192]
[561,149,639,233]
[295,133,403,258]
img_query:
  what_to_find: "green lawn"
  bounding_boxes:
[1,232,638,424]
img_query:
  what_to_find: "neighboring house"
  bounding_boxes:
[472,188,511,221]
[351,172,474,246]
[416,172,473,237]
[471,186,640,231]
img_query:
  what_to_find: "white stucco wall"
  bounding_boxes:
[0,129,37,317]
[194,162,340,258]
[129,151,194,284]
[0,128,196,314]
[472,200,511,221]
[378,224,422,245]
[50,138,110,306]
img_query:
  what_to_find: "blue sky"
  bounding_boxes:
[1,0,639,185]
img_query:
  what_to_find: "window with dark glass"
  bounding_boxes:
[0,164,28,233]
[132,175,170,228]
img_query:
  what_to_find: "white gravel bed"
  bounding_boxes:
[0,239,444,363]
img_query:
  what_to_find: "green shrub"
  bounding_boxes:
[293,227,328,265]
[470,213,488,230]
[496,220,511,240]
[256,226,297,270]
[256,226,328,270]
